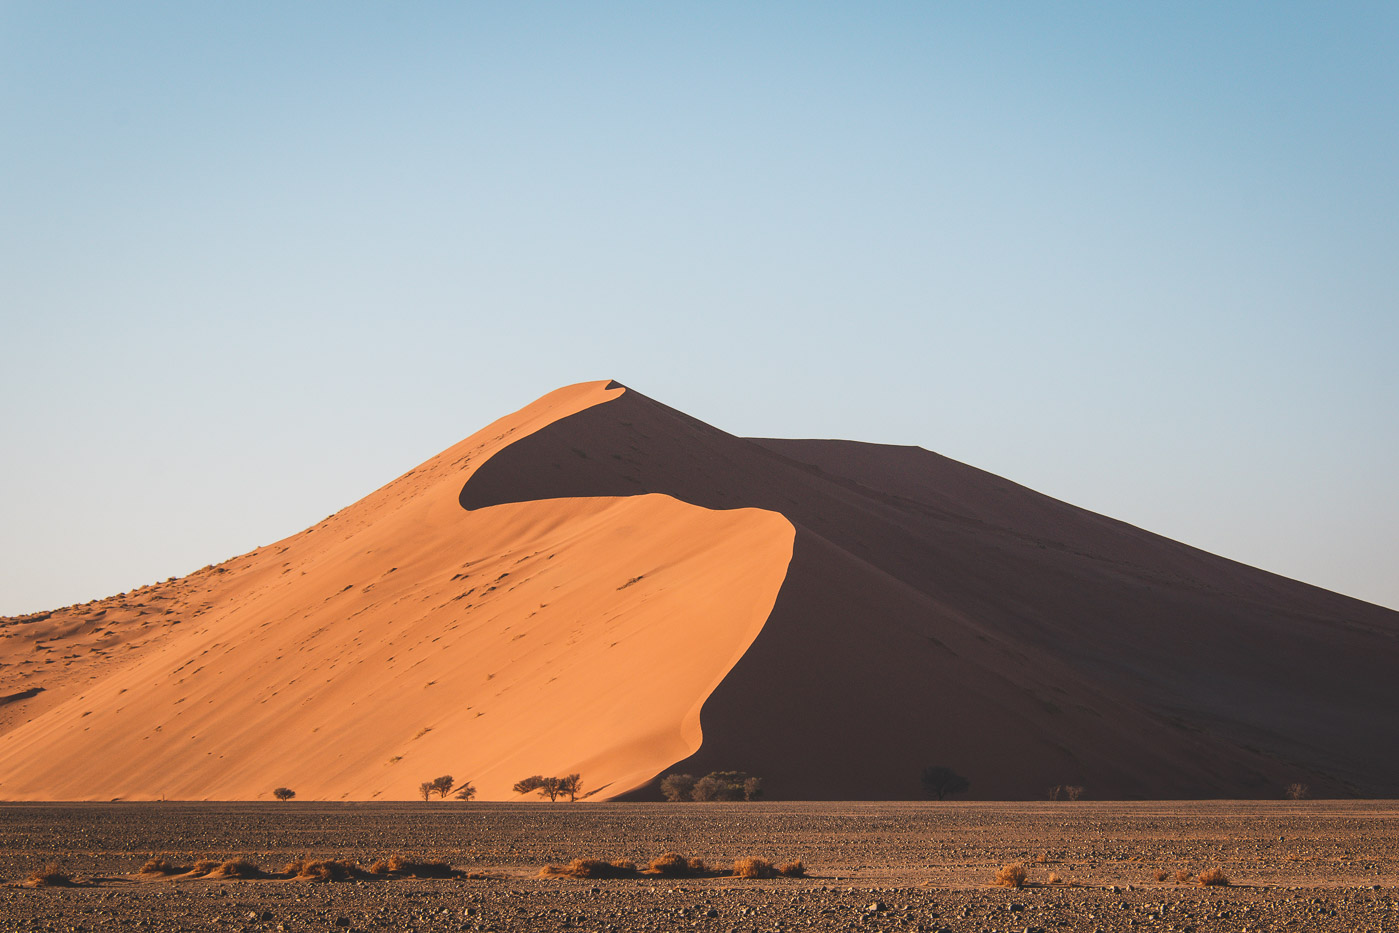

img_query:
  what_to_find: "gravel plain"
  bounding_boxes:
[2,801,1397,932]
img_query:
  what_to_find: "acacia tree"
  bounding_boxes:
[536,777,564,801]
[513,775,544,796]
[418,781,433,802]
[272,787,296,801]
[558,773,582,802]
[920,766,970,801]
[429,775,455,799]
[454,781,477,801]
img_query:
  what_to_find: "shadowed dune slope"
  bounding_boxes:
[0,381,793,800]
[3,380,1396,801]
[459,387,1399,799]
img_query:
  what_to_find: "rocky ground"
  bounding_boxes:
[2,801,1396,932]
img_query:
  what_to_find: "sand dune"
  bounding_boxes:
[2,380,1396,800]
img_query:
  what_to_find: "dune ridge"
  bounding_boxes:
[0,381,793,800]
[3,379,1397,800]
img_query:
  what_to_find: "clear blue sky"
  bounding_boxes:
[3,2,1396,614]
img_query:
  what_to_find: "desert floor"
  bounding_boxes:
[2,801,1396,932]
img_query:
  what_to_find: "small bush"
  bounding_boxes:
[993,862,1028,888]
[189,859,222,876]
[733,857,778,879]
[1198,867,1230,887]
[778,860,806,878]
[284,858,363,882]
[369,855,455,878]
[660,773,696,802]
[648,852,693,876]
[140,857,181,875]
[1174,868,1194,884]
[206,858,263,879]
[25,863,72,886]
[1286,783,1310,800]
[272,787,296,801]
[543,858,642,879]
[1047,871,1063,885]
[1154,869,1169,882]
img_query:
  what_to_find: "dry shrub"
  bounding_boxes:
[686,856,706,874]
[733,857,778,879]
[284,858,364,882]
[1198,867,1230,887]
[1047,872,1063,885]
[140,857,181,875]
[369,855,455,878]
[550,859,642,879]
[648,852,693,876]
[778,860,807,878]
[993,862,1028,888]
[1035,851,1050,864]
[25,863,72,887]
[206,858,263,879]
[189,859,222,876]
[1154,869,1169,882]
[1174,868,1194,884]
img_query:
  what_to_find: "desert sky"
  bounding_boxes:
[2,3,1396,617]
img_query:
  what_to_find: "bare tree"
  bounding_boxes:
[418,782,433,802]
[1286,782,1310,800]
[1064,785,1084,801]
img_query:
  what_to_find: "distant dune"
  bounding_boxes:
[2,380,1396,800]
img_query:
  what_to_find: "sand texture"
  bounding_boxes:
[2,380,1397,800]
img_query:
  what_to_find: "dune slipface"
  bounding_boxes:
[2,380,1397,801]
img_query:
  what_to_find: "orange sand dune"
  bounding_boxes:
[0,381,792,800]
[3,379,1397,801]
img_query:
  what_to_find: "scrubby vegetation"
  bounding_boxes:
[284,858,364,882]
[139,857,180,875]
[205,858,264,879]
[733,857,777,878]
[993,862,1028,887]
[539,851,804,880]
[1048,784,1084,801]
[272,787,296,801]
[660,771,761,801]
[921,765,970,800]
[24,863,73,887]
[1287,782,1310,800]
[1198,866,1231,886]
